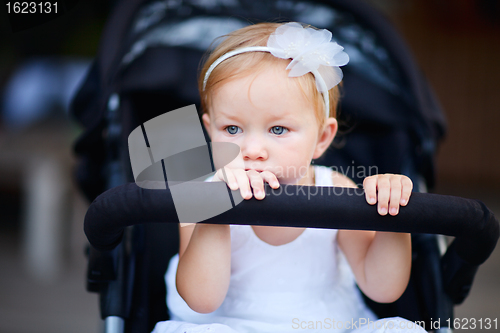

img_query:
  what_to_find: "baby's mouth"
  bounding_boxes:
[245,168,264,173]
[245,166,284,179]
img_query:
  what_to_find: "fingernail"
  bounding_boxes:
[400,199,406,205]
[390,207,398,215]
[380,207,387,215]
[369,197,376,204]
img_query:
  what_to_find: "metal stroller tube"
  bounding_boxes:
[84,182,499,266]
[105,316,124,333]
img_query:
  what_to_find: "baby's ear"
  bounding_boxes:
[313,118,338,159]
[202,113,212,138]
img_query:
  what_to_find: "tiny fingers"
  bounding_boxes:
[247,170,265,200]
[400,177,413,206]
[388,176,402,216]
[214,168,251,199]
[220,168,238,191]
[234,169,252,199]
[242,170,281,200]
[216,168,281,201]
[260,171,280,189]
[364,174,413,216]
[375,175,391,215]
[363,176,378,205]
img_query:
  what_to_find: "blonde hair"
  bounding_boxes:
[198,22,340,128]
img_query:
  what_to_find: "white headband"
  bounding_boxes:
[202,22,349,119]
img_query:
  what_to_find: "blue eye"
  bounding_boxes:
[270,126,288,135]
[225,125,240,135]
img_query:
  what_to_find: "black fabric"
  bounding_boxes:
[85,182,499,266]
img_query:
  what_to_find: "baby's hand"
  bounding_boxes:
[213,168,280,200]
[363,174,413,216]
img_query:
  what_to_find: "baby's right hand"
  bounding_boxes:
[213,168,280,200]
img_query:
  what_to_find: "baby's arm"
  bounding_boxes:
[176,166,279,313]
[176,222,231,313]
[335,173,413,303]
[338,228,411,303]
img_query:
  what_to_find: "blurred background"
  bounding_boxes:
[0,0,498,332]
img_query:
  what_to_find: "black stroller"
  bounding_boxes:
[71,0,498,332]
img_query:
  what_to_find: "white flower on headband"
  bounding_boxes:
[267,22,349,92]
[202,22,349,118]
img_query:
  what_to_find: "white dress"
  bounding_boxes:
[152,166,427,333]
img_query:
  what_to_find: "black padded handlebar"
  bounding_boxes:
[84,182,499,265]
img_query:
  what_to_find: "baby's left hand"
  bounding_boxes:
[363,174,413,216]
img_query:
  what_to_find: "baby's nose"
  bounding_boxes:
[242,135,268,161]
